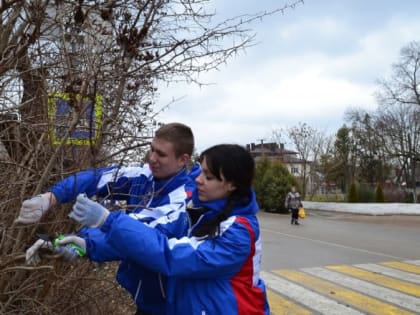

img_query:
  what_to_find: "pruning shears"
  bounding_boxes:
[37,233,86,257]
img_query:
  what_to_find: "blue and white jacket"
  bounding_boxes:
[48,164,196,314]
[98,188,270,315]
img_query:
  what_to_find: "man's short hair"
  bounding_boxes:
[154,122,194,157]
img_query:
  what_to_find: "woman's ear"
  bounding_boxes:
[225,181,236,193]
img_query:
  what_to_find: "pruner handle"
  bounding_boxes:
[54,234,86,257]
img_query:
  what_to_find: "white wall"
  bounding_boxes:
[302,201,420,215]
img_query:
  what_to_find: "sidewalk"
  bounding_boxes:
[302,201,420,215]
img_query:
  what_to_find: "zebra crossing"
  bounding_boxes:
[262,259,420,314]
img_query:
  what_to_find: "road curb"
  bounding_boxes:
[302,201,420,215]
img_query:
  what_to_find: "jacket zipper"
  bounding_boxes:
[158,273,166,298]
[134,279,142,302]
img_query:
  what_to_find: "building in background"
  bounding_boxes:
[246,141,313,192]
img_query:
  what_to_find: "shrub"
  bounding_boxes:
[308,194,345,202]
[358,183,375,202]
[347,181,358,203]
[384,188,411,202]
[375,184,385,202]
[254,158,298,213]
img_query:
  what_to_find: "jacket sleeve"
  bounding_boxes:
[101,211,252,278]
[48,165,150,204]
[145,206,189,239]
[130,182,193,238]
[79,226,124,262]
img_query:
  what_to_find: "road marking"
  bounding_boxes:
[261,227,407,260]
[261,271,362,315]
[262,260,420,315]
[266,289,312,315]
[303,267,420,313]
[327,265,420,297]
[381,261,420,275]
[356,263,420,284]
[272,269,415,315]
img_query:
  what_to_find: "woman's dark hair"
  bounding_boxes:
[193,144,255,237]
[200,144,254,201]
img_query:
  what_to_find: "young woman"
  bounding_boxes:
[64,144,270,314]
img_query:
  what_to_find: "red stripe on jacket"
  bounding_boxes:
[230,216,265,315]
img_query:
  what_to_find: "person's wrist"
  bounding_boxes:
[44,192,57,207]
[100,211,116,232]
[95,208,110,227]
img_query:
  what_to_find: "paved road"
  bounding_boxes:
[258,210,420,314]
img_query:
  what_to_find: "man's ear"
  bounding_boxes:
[178,153,190,165]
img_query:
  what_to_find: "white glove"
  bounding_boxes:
[25,239,54,265]
[55,235,87,261]
[15,193,53,224]
[25,235,87,265]
[69,194,109,227]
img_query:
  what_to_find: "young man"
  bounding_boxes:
[19,122,197,315]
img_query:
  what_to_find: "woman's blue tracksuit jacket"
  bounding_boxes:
[95,188,270,315]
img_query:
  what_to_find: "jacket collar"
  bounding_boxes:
[153,166,191,195]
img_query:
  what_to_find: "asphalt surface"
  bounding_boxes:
[258,210,420,270]
[258,210,420,314]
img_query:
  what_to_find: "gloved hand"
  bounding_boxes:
[16,193,53,224]
[26,235,87,265]
[69,194,109,227]
[55,235,87,262]
[25,239,54,265]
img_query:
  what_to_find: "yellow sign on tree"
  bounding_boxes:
[48,92,103,145]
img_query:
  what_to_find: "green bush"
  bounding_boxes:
[254,158,298,213]
[308,194,345,202]
[358,183,375,202]
[375,184,385,202]
[347,181,358,203]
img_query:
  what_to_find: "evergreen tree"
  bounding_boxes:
[254,158,298,212]
[375,184,385,202]
[348,181,358,203]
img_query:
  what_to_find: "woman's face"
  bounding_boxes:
[195,157,236,202]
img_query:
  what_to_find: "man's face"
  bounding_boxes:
[148,137,188,179]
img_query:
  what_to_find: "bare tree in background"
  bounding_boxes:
[287,122,330,197]
[345,108,390,186]
[0,1,304,313]
[376,41,420,203]
[375,103,420,203]
[376,41,420,108]
[308,133,334,197]
[272,122,332,197]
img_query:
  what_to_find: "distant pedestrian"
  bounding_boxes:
[285,186,302,225]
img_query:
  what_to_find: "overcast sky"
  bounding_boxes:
[157,0,420,153]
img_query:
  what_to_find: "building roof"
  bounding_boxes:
[246,142,310,164]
